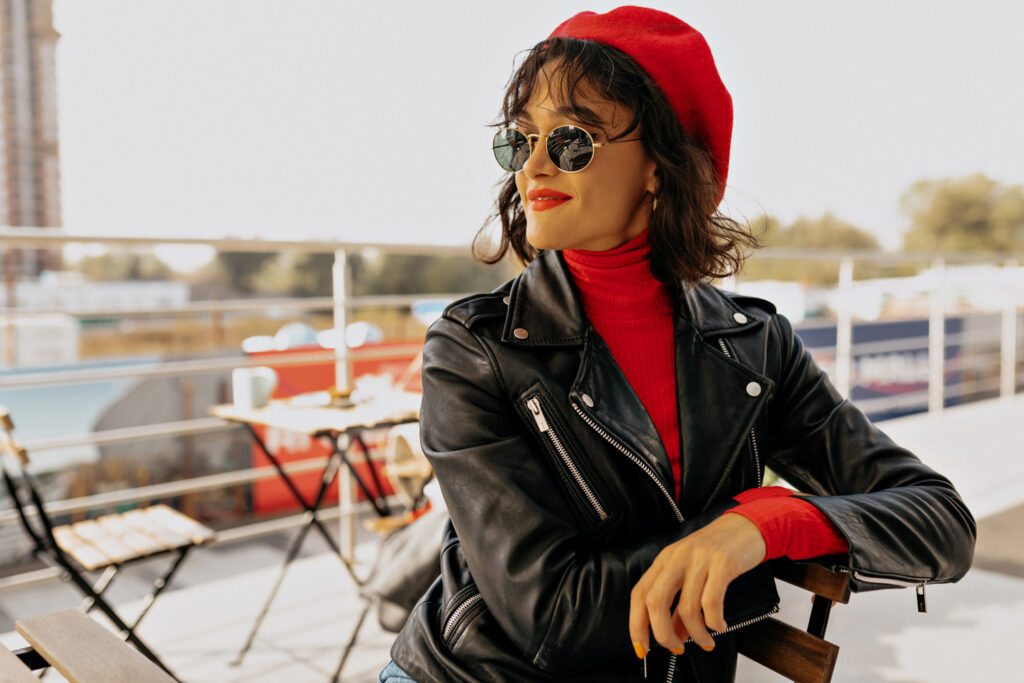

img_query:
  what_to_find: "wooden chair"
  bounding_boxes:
[6,608,175,682]
[736,559,852,683]
[0,405,214,681]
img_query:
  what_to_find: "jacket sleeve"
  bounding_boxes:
[420,316,685,673]
[762,313,976,590]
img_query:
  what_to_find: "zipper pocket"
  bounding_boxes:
[525,395,609,522]
[571,401,683,523]
[717,338,763,487]
[442,590,485,643]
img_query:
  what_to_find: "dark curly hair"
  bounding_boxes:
[473,37,758,287]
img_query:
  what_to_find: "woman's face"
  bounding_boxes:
[515,67,658,253]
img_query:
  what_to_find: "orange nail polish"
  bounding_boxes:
[701,644,715,652]
[670,646,685,655]
[633,641,647,659]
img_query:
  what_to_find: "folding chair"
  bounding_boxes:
[0,405,215,682]
[736,559,852,683]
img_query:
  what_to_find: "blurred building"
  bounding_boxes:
[1,0,62,276]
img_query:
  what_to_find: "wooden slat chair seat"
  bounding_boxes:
[52,505,214,571]
[14,608,175,683]
[736,560,852,683]
[0,404,212,681]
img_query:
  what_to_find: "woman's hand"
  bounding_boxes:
[628,513,766,656]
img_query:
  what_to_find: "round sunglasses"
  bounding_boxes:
[492,125,642,173]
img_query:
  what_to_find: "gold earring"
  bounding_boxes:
[652,196,659,212]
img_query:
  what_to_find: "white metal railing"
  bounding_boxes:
[1,228,1023,590]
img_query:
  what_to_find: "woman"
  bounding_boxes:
[383,7,975,682]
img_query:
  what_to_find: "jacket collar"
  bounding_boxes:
[501,249,763,344]
[501,251,588,345]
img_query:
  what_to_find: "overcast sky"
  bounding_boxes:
[51,1,1024,268]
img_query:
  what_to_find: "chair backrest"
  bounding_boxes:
[0,405,62,555]
[736,559,851,683]
[0,406,29,466]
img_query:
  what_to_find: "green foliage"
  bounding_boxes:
[215,251,279,294]
[289,252,336,297]
[901,174,1024,252]
[282,252,518,297]
[740,213,890,284]
[351,253,518,296]
[75,249,173,281]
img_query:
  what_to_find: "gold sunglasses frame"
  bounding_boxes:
[492,125,642,174]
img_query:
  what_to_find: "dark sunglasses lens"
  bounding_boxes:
[493,129,530,172]
[548,126,594,172]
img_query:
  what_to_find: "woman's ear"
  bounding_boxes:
[646,165,660,196]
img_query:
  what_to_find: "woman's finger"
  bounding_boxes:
[628,577,653,657]
[701,567,730,634]
[646,573,687,653]
[671,610,690,650]
[675,565,714,650]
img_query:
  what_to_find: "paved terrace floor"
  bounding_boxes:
[2,396,1024,682]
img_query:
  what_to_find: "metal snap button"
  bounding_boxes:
[581,393,595,408]
[502,296,510,305]
[745,382,762,397]
[513,328,529,339]
[733,312,748,324]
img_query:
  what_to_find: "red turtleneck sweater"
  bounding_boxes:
[563,231,848,561]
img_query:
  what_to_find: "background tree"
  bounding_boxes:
[75,249,173,281]
[740,212,885,284]
[215,251,279,294]
[282,252,519,297]
[901,174,1024,252]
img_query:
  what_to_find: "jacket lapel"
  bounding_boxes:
[675,285,774,516]
[570,331,676,488]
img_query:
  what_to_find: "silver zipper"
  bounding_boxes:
[526,397,609,521]
[569,400,683,682]
[570,402,683,524]
[684,604,780,644]
[837,567,928,612]
[717,338,763,487]
[442,592,483,641]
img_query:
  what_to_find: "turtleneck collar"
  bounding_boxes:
[563,231,673,321]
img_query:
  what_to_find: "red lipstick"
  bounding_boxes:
[527,188,572,211]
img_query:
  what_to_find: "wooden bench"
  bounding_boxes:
[737,560,851,683]
[6,608,175,682]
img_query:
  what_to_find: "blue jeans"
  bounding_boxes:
[378,660,417,683]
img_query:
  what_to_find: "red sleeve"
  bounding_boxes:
[726,487,850,561]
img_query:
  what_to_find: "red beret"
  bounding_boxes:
[549,6,732,201]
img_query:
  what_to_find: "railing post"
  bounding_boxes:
[835,257,855,398]
[3,248,17,368]
[929,258,946,414]
[332,248,351,392]
[333,248,356,561]
[1002,259,1018,400]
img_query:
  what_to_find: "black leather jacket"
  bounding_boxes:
[391,250,976,683]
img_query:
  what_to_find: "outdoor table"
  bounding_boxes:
[209,390,420,666]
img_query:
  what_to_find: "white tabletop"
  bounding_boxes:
[210,391,420,437]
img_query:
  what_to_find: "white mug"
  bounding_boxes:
[232,366,278,409]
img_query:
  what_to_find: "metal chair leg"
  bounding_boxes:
[332,599,372,683]
[80,565,118,613]
[129,546,192,631]
[58,556,180,681]
[231,520,317,665]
